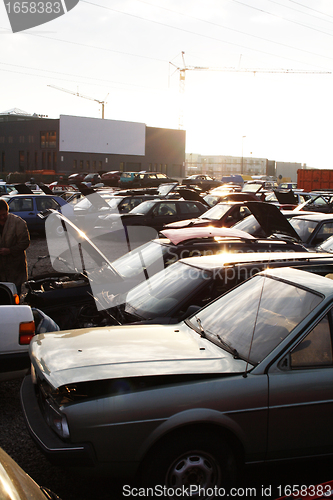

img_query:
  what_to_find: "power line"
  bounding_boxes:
[232,0,333,37]
[80,1,333,67]
[289,0,333,21]
[134,0,333,65]
[0,60,159,90]
[266,0,333,25]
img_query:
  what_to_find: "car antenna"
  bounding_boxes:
[243,276,266,378]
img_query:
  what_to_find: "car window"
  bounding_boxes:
[9,197,33,212]
[36,197,59,211]
[289,218,318,243]
[179,202,203,214]
[153,202,177,216]
[291,312,333,368]
[119,197,144,213]
[312,222,333,245]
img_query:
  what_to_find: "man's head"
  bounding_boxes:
[0,199,9,226]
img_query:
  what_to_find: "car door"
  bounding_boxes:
[149,201,179,229]
[267,308,333,459]
[8,197,36,231]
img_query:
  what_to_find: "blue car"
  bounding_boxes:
[2,193,67,233]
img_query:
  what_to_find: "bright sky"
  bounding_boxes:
[0,0,332,168]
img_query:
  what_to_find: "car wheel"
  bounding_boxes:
[141,431,237,498]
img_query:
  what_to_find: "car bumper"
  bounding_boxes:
[20,374,96,467]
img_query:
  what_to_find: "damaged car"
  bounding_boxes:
[22,210,308,329]
[21,266,333,491]
[102,251,333,325]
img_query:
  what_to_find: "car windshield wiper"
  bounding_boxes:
[215,334,240,359]
[195,316,206,338]
[191,318,241,359]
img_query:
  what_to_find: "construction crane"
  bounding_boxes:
[170,51,331,129]
[47,85,109,119]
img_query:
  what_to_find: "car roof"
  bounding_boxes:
[291,213,333,221]
[141,198,203,205]
[160,226,255,244]
[179,251,333,270]
[3,193,61,198]
[260,266,333,297]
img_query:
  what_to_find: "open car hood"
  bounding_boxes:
[273,189,299,205]
[245,201,302,241]
[43,211,129,311]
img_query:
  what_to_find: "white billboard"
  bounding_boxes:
[59,115,146,155]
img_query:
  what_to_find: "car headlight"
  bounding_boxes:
[44,400,70,439]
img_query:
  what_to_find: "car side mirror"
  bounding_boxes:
[179,304,201,321]
[278,354,290,371]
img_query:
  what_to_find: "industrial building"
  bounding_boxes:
[185,153,306,183]
[0,109,186,179]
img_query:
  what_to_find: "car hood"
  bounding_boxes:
[30,323,247,389]
[245,201,302,241]
[273,189,298,205]
[164,218,205,228]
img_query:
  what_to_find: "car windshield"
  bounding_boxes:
[125,261,211,319]
[242,184,262,193]
[203,195,220,207]
[187,274,322,365]
[199,203,232,220]
[233,215,264,236]
[288,218,318,243]
[74,194,117,211]
[129,200,157,214]
[306,195,333,207]
[112,240,169,279]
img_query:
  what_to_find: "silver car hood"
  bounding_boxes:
[30,323,247,389]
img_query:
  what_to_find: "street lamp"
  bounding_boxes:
[241,136,246,174]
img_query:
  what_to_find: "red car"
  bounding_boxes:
[101,171,121,187]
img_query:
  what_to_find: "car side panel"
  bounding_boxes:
[268,368,333,459]
[65,373,268,465]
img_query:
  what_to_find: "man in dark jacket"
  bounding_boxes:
[0,199,30,294]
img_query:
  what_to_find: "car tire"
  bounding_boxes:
[140,430,237,498]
